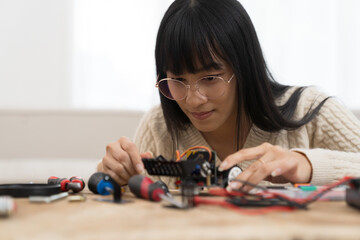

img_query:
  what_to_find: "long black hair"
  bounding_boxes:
[155,0,328,148]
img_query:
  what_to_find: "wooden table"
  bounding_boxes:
[1,191,360,240]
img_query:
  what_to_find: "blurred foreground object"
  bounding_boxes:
[0,196,16,217]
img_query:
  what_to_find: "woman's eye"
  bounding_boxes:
[203,76,217,81]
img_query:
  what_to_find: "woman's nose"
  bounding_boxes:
[185,86,207,106]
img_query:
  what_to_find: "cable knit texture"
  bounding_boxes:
[133,87,360,187]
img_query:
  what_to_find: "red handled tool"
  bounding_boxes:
[48,176,85,193]
[128,175,165,202]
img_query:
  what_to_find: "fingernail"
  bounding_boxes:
[218,161,227,172]
[271,168,281,177]
[147,151,153,158]
[230,181,241,189]
[136,163,144,174]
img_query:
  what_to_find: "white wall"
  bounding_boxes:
[0,109,144,184]
[0,109,144,158]
[241,0,360,109]
[1,0,359,111]
[0,0,72,109]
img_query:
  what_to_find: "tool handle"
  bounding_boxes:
[69,176,86,193]
[48,176,69,191]
[88,172,122,202]
[128,175,164,202]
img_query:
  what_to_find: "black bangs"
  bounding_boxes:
[156,3,226,76]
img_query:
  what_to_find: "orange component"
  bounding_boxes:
[175,146,212,162]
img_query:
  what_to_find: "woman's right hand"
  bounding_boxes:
[98,137,150,185]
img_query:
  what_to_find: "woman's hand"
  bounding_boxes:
[218,143,312,191]
[97,137,151,186]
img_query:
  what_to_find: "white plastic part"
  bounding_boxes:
[227,166,242,184]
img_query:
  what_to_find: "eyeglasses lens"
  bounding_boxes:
[158,77,226,100]
[158,80,186,100]
[197,77,224,98]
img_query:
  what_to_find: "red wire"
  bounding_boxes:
[301,176,353,203]
[205,176,355,214]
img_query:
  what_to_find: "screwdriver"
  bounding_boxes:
[128,175,186,208]
[48,176,85,193]
[88,172,122,203]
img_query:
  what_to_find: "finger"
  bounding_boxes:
[244,163,281,192]
[108,149,137,176]
[106,145,136,176]
[272,156,301,182]
[219,143,272,171]
[140,151,153,159]
[119,137,144,174]
[103,165,128,186]
[247,157,301,190]
[229,150,275,190]
[106,138,137,175]
[103,155,132,181]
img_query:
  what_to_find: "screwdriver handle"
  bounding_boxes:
[128,175,164,202]
[88,172,122,203]
[48,176,70,192]
[69,176,86,193]
[48,176,85,193]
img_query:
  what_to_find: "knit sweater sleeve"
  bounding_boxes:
[133,105,177,186]
[133,105,173,158]
[133,108,158,157]
[291,88,360,185]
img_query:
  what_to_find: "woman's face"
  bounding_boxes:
[166,62,238,134]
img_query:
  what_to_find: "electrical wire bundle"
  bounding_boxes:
[194,176,355,215]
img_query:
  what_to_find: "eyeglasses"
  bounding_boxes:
[155,74,234,101]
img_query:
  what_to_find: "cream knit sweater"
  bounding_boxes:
[134,87,360,186]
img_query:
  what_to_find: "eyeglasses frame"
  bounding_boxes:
[155,74,235,101]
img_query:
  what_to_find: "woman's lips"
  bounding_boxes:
[191,111,214,120]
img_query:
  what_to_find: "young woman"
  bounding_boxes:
[97,0,360,190]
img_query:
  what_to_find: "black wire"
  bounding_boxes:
[229,179,306,209]
[229,178,352,209]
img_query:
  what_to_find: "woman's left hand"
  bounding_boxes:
[218,143,312,191]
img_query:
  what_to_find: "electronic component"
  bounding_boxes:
[142,149,215,177]
[140,146,359,214]
[68,194,87,202]
[142,149,226,188]
[227,166,242,185]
